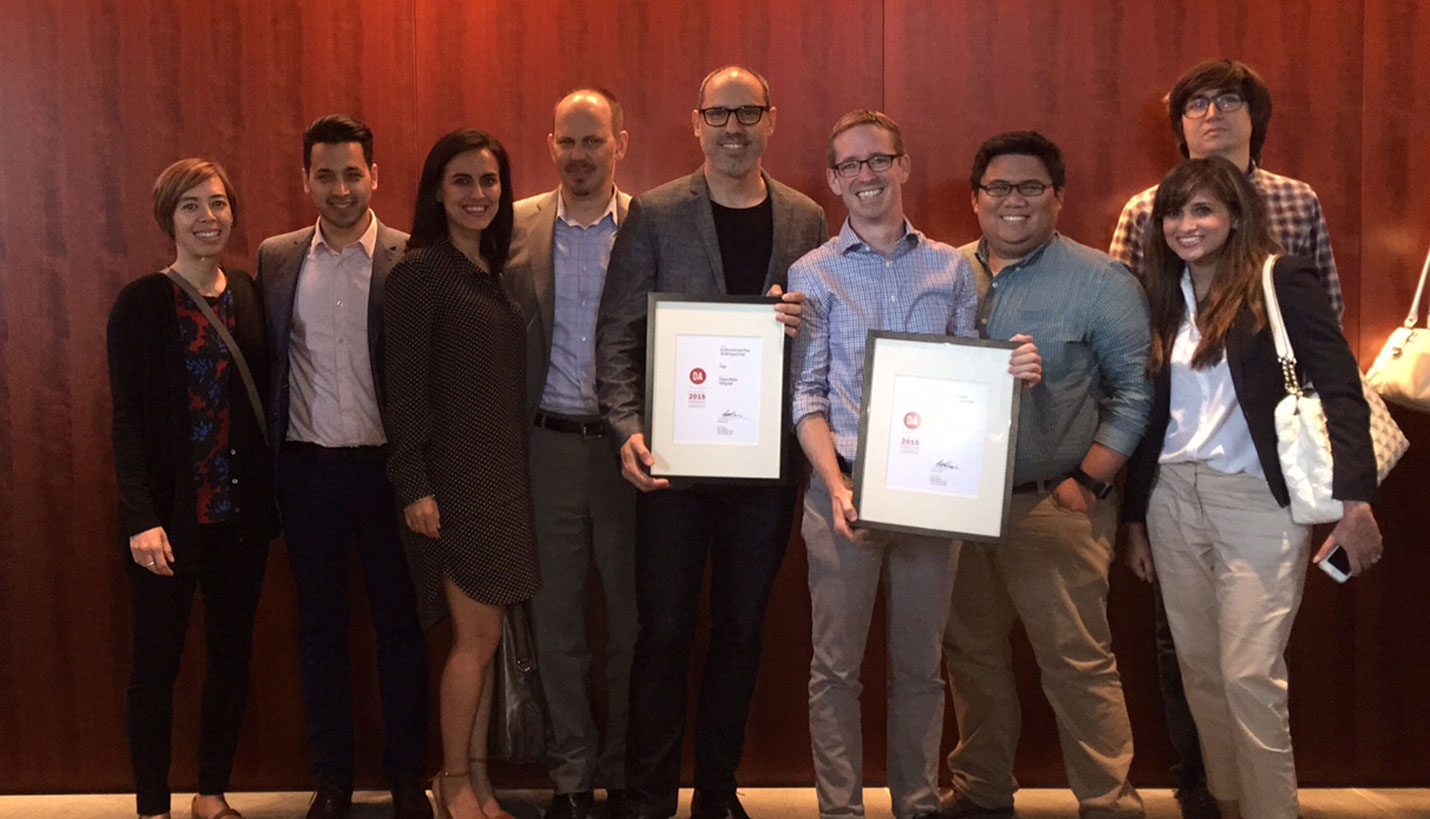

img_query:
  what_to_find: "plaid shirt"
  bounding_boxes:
[790,219,978,462]
[1109,164,1343,319]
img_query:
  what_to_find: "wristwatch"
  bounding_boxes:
[1070,467,1114,500]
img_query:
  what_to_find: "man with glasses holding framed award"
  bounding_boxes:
[1108,58,1344,819]
[792,110,1040,819]
[595,65,826,819]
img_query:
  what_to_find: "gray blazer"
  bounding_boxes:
[595,168,827,444]
[256,218,409,448]
[506,187,632,414]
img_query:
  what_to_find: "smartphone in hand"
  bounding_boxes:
[1317,545,1352,584]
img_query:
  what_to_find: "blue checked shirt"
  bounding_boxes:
[966,233,1152,484]
[791,220,978,462]
[539,194,620,416]
[1109,164,1343,319]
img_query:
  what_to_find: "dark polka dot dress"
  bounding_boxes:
[383,238,539,624]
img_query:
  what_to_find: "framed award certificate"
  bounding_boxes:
[643,294,790,482]
[851,332,1021,541]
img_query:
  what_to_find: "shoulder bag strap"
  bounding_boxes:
[165,269,269,443]
[1401,245,1430,329]
[1259,254,1301,397]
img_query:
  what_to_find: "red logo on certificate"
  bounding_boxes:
[690,367,707,385]
[903,411,921,429]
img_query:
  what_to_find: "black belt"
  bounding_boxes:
[283,441,386,460]
[533,411,605,438]
[836,453,855,476]
[1011,476,1064,494]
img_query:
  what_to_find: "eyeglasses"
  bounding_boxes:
[1182,92,1246,118]
[977,180,1050,198]
[831,153,903,178]
[698,105,768,127]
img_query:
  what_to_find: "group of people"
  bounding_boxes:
[106,57,1385,819]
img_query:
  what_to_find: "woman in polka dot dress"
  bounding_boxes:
[384,129,539,819]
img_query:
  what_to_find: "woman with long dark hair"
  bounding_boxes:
[383,129,538,819]
[1123,156,1382,819]
[107,158,277,819]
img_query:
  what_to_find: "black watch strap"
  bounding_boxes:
[1071,467,1113,500]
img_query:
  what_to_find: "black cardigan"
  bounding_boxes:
[1124,256,1375,523]
[106,270,278,569]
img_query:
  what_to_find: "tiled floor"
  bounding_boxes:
[3,788,1429,818]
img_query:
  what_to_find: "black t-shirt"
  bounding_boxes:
[710,196,774,296]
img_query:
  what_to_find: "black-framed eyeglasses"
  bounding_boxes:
[831,153,903,178]
[698,105,768,127]
[1183,92,1246,118]
[977,180,1050,198]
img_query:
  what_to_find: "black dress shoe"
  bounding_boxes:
[307,784,353,819]
[392,773,434,819]
[545,791,594,819]
[689,790,751,819]
[1174,784,1219,819]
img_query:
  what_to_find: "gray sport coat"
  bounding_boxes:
[255,218,409,448]
[595,168,827,444]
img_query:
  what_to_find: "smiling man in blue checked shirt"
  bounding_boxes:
[790,110,1040,819]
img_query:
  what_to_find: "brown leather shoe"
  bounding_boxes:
[937,788,1013,818]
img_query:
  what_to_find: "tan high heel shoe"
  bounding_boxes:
[430,771,473,819]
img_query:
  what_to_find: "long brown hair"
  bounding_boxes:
[1145,156,1279,374]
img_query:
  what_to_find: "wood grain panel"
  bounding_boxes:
[0,0,419,792]
[1355,0,1430,784]
[2,0,1429,796]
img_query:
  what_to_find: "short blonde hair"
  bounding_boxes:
[151,158,237,238]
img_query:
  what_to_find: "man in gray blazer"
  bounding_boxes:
[257,115,429,819]
[595,65,826,819]
[504,88,637,819]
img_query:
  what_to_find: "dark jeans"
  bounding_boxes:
[127,519,268,817]
[277,444,428,789]
[624,483,794,817]
[1154,581,1207,792]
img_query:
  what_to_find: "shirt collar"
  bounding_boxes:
[310,210,378,258]
[973,231,1060,273]
[835,218,920,256]
[556,187,621,229]
[1179,267,1199,318]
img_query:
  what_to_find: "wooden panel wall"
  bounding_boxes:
[1,0,1426,794]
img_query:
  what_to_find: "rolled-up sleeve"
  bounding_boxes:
[1088,261,1153,457]
[789,258,830,428]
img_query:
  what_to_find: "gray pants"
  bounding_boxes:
[803,475,960,819]
[528,421,639,793]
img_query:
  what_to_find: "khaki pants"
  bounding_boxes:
[943,489,1143,818]
[1146,462,1310,819]
[804,475,959,819]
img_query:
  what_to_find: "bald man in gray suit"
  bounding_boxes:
[504,88,637,819]
[595,65,826,819]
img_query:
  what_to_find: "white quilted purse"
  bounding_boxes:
[1263,256,1408,525]
[1366,246,1430,411]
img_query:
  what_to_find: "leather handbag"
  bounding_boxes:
[1367,245,1430,411]
[1262,256,1408,525]
[487,600,548,764]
